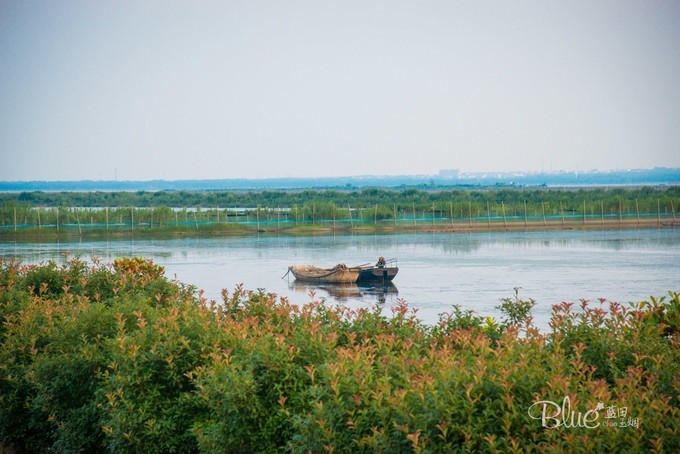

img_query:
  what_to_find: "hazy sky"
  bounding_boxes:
[1,1,679,181]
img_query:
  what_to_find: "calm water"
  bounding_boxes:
[1,229,678,329]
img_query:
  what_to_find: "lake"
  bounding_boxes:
[1,228,678,330]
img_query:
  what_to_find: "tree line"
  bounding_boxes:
[1,186,678,227]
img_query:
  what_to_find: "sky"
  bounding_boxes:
[1,1,679,181]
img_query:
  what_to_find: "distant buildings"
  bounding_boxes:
[437,169,460,179]
[0,168,678,192]
[438,168,680,187]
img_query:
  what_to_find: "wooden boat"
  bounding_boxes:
[355,257,399,283]
[287,263,360,283]
[356,265,399,283]
[287,258,399,284]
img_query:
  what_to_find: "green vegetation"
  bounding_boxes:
[1,187,678,237]
[1,186,678,211]
[1,258,678,452]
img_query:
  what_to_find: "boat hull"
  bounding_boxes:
[288,265,360,283]
[357,266,399,283]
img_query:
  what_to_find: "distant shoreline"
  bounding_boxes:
[1,217,676,242]
[1,167,679,192]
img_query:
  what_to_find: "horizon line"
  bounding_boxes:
[2,166,679,184]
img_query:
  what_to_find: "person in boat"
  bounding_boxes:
[376,256,386,268]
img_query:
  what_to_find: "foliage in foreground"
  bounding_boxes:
[0,258,678,453]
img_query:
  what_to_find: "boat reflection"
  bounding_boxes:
[288,280,398,304]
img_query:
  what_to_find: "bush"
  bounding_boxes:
[0,257,197,452]
[0,258,678,452]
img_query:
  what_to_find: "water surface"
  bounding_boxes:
[2,229,678,329]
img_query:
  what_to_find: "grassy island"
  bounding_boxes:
[1,186,678,239]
